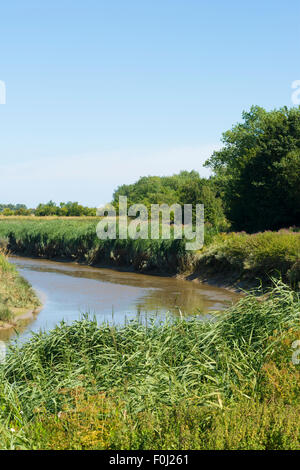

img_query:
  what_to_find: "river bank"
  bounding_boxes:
[0,251,41,332]
[9,251,246,295]
[0,281,299,450]
[1,222,299,294]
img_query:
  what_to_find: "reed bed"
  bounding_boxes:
[0,251,40,324]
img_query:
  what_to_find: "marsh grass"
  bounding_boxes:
[0,251,40,325]
[198,230,300,288]
[0,281,299,449]
[0,219,299,284]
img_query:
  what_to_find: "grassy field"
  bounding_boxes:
[0,251,40,328]
[0,281,299,449]
[0,217,299,288]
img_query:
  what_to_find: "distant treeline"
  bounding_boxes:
[1,106,300,232]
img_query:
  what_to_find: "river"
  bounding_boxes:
[1,256,240,343]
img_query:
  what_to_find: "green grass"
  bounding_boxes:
[0,281,299,449]
[0,219,299,287]
[0,305,13,322]
[0,217,198,272]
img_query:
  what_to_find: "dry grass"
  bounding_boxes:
[0,281,299,449]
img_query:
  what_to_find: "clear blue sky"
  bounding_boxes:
[0,0,299,207]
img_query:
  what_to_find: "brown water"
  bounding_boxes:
[2,256,240,343]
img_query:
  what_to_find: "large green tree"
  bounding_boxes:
[113,171,226,227]
[205,106,300,231]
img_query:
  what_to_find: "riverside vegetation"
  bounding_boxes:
[0,281,299,449]
[0,218,299,289]
[0,251,40,329]
[0,105,299,449]
[1,106,300,287]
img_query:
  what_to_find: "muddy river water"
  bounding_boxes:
[1,256,240,343]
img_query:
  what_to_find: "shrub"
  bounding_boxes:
[197,230,300,286]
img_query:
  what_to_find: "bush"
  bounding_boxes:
[0,305,13,322]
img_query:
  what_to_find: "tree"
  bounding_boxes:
[113,171,226,227]
[205,106,300,231]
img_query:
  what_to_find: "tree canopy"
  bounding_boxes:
[113,171,226,227]
[205,106,300,231]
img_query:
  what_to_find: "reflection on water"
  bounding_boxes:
[1,256,240,343]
